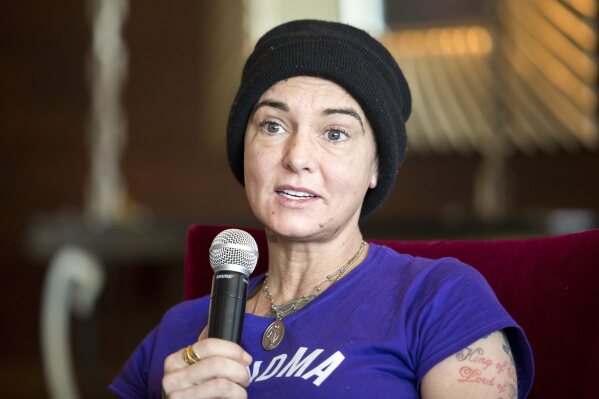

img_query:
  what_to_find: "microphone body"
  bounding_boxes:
[207,229,258,344]
[207,271,249,344]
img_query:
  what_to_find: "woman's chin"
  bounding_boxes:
[255,202,362,242]
[262,213,329,242]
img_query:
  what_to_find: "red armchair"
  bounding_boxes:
[184,225,599,398]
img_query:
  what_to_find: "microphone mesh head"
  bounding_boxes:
[209,229,258,276]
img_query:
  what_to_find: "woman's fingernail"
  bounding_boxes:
[243,352,252,364]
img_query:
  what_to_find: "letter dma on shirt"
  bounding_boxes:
[249,347,345,387]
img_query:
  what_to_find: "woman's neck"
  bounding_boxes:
[261,230,367,305]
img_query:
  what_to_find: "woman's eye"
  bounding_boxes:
[260,121,284,134]
[325,129,347,141]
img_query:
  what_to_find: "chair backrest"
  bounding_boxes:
[184,225,599,399]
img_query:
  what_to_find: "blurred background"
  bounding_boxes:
[1,0,597,397]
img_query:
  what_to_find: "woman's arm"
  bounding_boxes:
[421,330,518,399]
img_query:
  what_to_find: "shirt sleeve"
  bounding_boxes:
[108,327,158,399]
[406,257,534,398]
[108,297,210,398]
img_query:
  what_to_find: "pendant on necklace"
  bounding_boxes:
[262,319,285,350]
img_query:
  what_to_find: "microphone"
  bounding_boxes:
[207,229,258,344]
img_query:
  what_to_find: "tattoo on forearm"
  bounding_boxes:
[458,366,495,385]
[455,347,492,370]
[454,332,517,398]
[456,364,516,397]
[501,332,515,366]
[509,383,516,398]
[496,360,516,380]
[456,347,483,361]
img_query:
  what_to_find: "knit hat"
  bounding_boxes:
[227,19,411,217]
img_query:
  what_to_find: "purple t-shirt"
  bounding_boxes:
[110,244,534,398]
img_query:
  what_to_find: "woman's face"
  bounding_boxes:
[243,76,378,242]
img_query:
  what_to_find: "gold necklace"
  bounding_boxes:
[261,241,366,350]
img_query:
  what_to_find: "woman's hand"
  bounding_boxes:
[162,327,252,398]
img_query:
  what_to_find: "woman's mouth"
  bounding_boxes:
[276,188,318,200]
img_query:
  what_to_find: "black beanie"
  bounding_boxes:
[227,19,411,217]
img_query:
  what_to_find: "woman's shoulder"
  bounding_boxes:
[369,242,482,283]
[156,295,211,335]
[164,295,210,317]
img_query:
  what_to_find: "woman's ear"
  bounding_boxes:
[368,152,379,189]
[369,164,378,189]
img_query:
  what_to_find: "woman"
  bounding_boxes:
[110,20,533,398]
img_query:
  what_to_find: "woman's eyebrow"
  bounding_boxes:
[253,99,289,113]
[323,108,364,131]
[252,101,365,131]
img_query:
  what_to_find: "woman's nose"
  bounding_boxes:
[282,130,317,173]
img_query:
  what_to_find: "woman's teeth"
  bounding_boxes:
[278,189,315,199]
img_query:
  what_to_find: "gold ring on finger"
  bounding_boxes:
[183,345,201,365]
